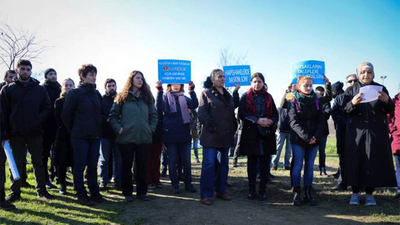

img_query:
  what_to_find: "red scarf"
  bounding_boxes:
[245,87,273,118]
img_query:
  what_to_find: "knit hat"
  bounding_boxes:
[331,81,344,97]
[356,62,374,79]
[44,68,56,79]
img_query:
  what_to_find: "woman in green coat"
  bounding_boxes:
[109,71,158,202]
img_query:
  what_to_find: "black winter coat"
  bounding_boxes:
[53,97,73,167]
[288,94,326,149]
[101,94,117,140]
[42,80,61,137]
[238,92,278,156]
[331,94,347,155]
[1,78,51,138]
[198,87,239,148]
[62,83,102,139]
[343,81,396,187]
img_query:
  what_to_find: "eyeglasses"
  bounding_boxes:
[347,79,357,83]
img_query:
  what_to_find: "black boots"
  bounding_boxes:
[304,186,317,206]
[293,187,302,206]
[248,189,257,200]
[320,167,328,176]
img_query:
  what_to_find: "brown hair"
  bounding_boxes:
[115,71,154,105]
[166,84,184,92]
[296,76,313,90]
[78,64,97,84]
[251,72,265,83]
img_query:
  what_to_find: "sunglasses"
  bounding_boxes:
[347,79,358,83]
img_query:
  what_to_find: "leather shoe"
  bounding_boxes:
[201,198,212,205]
[216,193,232,201]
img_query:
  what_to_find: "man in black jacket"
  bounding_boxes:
[99,78,121,190]
[1,60,54,202]
[42,68,61,189]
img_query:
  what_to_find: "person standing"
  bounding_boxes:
[1,59,54,202]
[0,70,17,90]
[289,76,326,206]
[99,78,121,190]
[343,62,396,206]
[62,64,104,206]
[42,68,61,189]
[198,69,239,205]
[53,78,75,194]
[156,81,198,194]
[109,71,157,202]
[388,91,400,198]
[238,73,278,201]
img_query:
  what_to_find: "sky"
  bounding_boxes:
[1,0,399,100]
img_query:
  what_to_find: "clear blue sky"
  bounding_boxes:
[1,0,399,99]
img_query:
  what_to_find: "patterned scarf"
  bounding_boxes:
[245,87,274,118]
[166,91,190,124]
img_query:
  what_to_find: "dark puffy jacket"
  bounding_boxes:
[157,91,198,143]
[62,83,102,139]
[101,94,117,140]
[277,107,290,133]
[1,78,51,138]
[53,97,73,167]
[42,80,61,136]
[288,94,326,148]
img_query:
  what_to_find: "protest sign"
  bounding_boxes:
[290,60,325,84]
[158,59,191,84]
[223,65,251,87]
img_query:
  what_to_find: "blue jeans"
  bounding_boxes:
[99,138,122,183]
[200,147,229,199]
[395,155,400,191]
[192,137,199,160]
[318,135,328,168]
[291,144,318,187]
[272,132,291,167]
[71,138,100,196]
[166,142,193,188]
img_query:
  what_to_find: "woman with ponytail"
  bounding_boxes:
[155,81,198,194]
[238,73,278,201]
[288,76,325,206]
[198,69,239,205]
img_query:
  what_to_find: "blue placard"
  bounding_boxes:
[223,65,251,87]
[158,60,191,84]
[290,60,325,85]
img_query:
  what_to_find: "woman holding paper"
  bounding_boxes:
[198,69,239,205]
[155,81,198,194]
[238,72,278,201]
[343,62,396,206]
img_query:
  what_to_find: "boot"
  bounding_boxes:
[320,167,328,176]
[304,186,317,206]
[247,189,257,200]
[258,189,267,201]
[293,187,302,206]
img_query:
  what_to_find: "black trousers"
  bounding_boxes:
[0,148,5,201]
[247,154,269,193]
[117,143,148,197]
[42,132,56,182]
[10,135,46,195]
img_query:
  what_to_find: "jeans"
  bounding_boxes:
[272,132,291,167]
[192,137,199,160]
[161,144,168,172]
[71,138,100,196]
[99,138,122,183]
[395,155,400,191]
[166,142,193,188]
[117,143,148,197]
[318,135,328,168]
[291,144,318,187]
[200,147,229,199]
[10,135,46,195]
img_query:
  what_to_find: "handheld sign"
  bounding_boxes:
[290,60,325,85]
[158,60,191,84]
[4,141,20,180]
[223,65,251,87]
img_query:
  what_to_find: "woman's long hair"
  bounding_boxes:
[115,71,154,105]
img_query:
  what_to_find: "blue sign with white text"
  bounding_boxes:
[223,65,251,87]
[158,59,191,84]
[290,60,325,85]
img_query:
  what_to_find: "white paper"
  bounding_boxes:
[3,140,20,180]
[359,85,383,103]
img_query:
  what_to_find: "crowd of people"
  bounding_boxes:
[0,59,399,211]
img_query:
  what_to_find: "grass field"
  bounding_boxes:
[0,137,399,225]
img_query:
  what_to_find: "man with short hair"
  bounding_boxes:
[41,68,61,189]
[99,78,121,190]
[1,59,54,202]
[0,70,17,90]
[331,74,358,190]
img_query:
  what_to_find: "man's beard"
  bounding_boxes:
[18,74,30,81]
[107,90,116,96]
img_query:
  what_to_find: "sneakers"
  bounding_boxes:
[365,195,377,206]
[37,191,55,200]
[46,181,57,189]
[349,194,360,205]
[0,200,16,211]
[77,194,95,206]
[91,193,106,203]
[59,185,68,195]
[5,193,21,203]
[125,195,134,202]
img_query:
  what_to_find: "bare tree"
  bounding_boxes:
[0,22,51,70]
[218,47,248,68]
